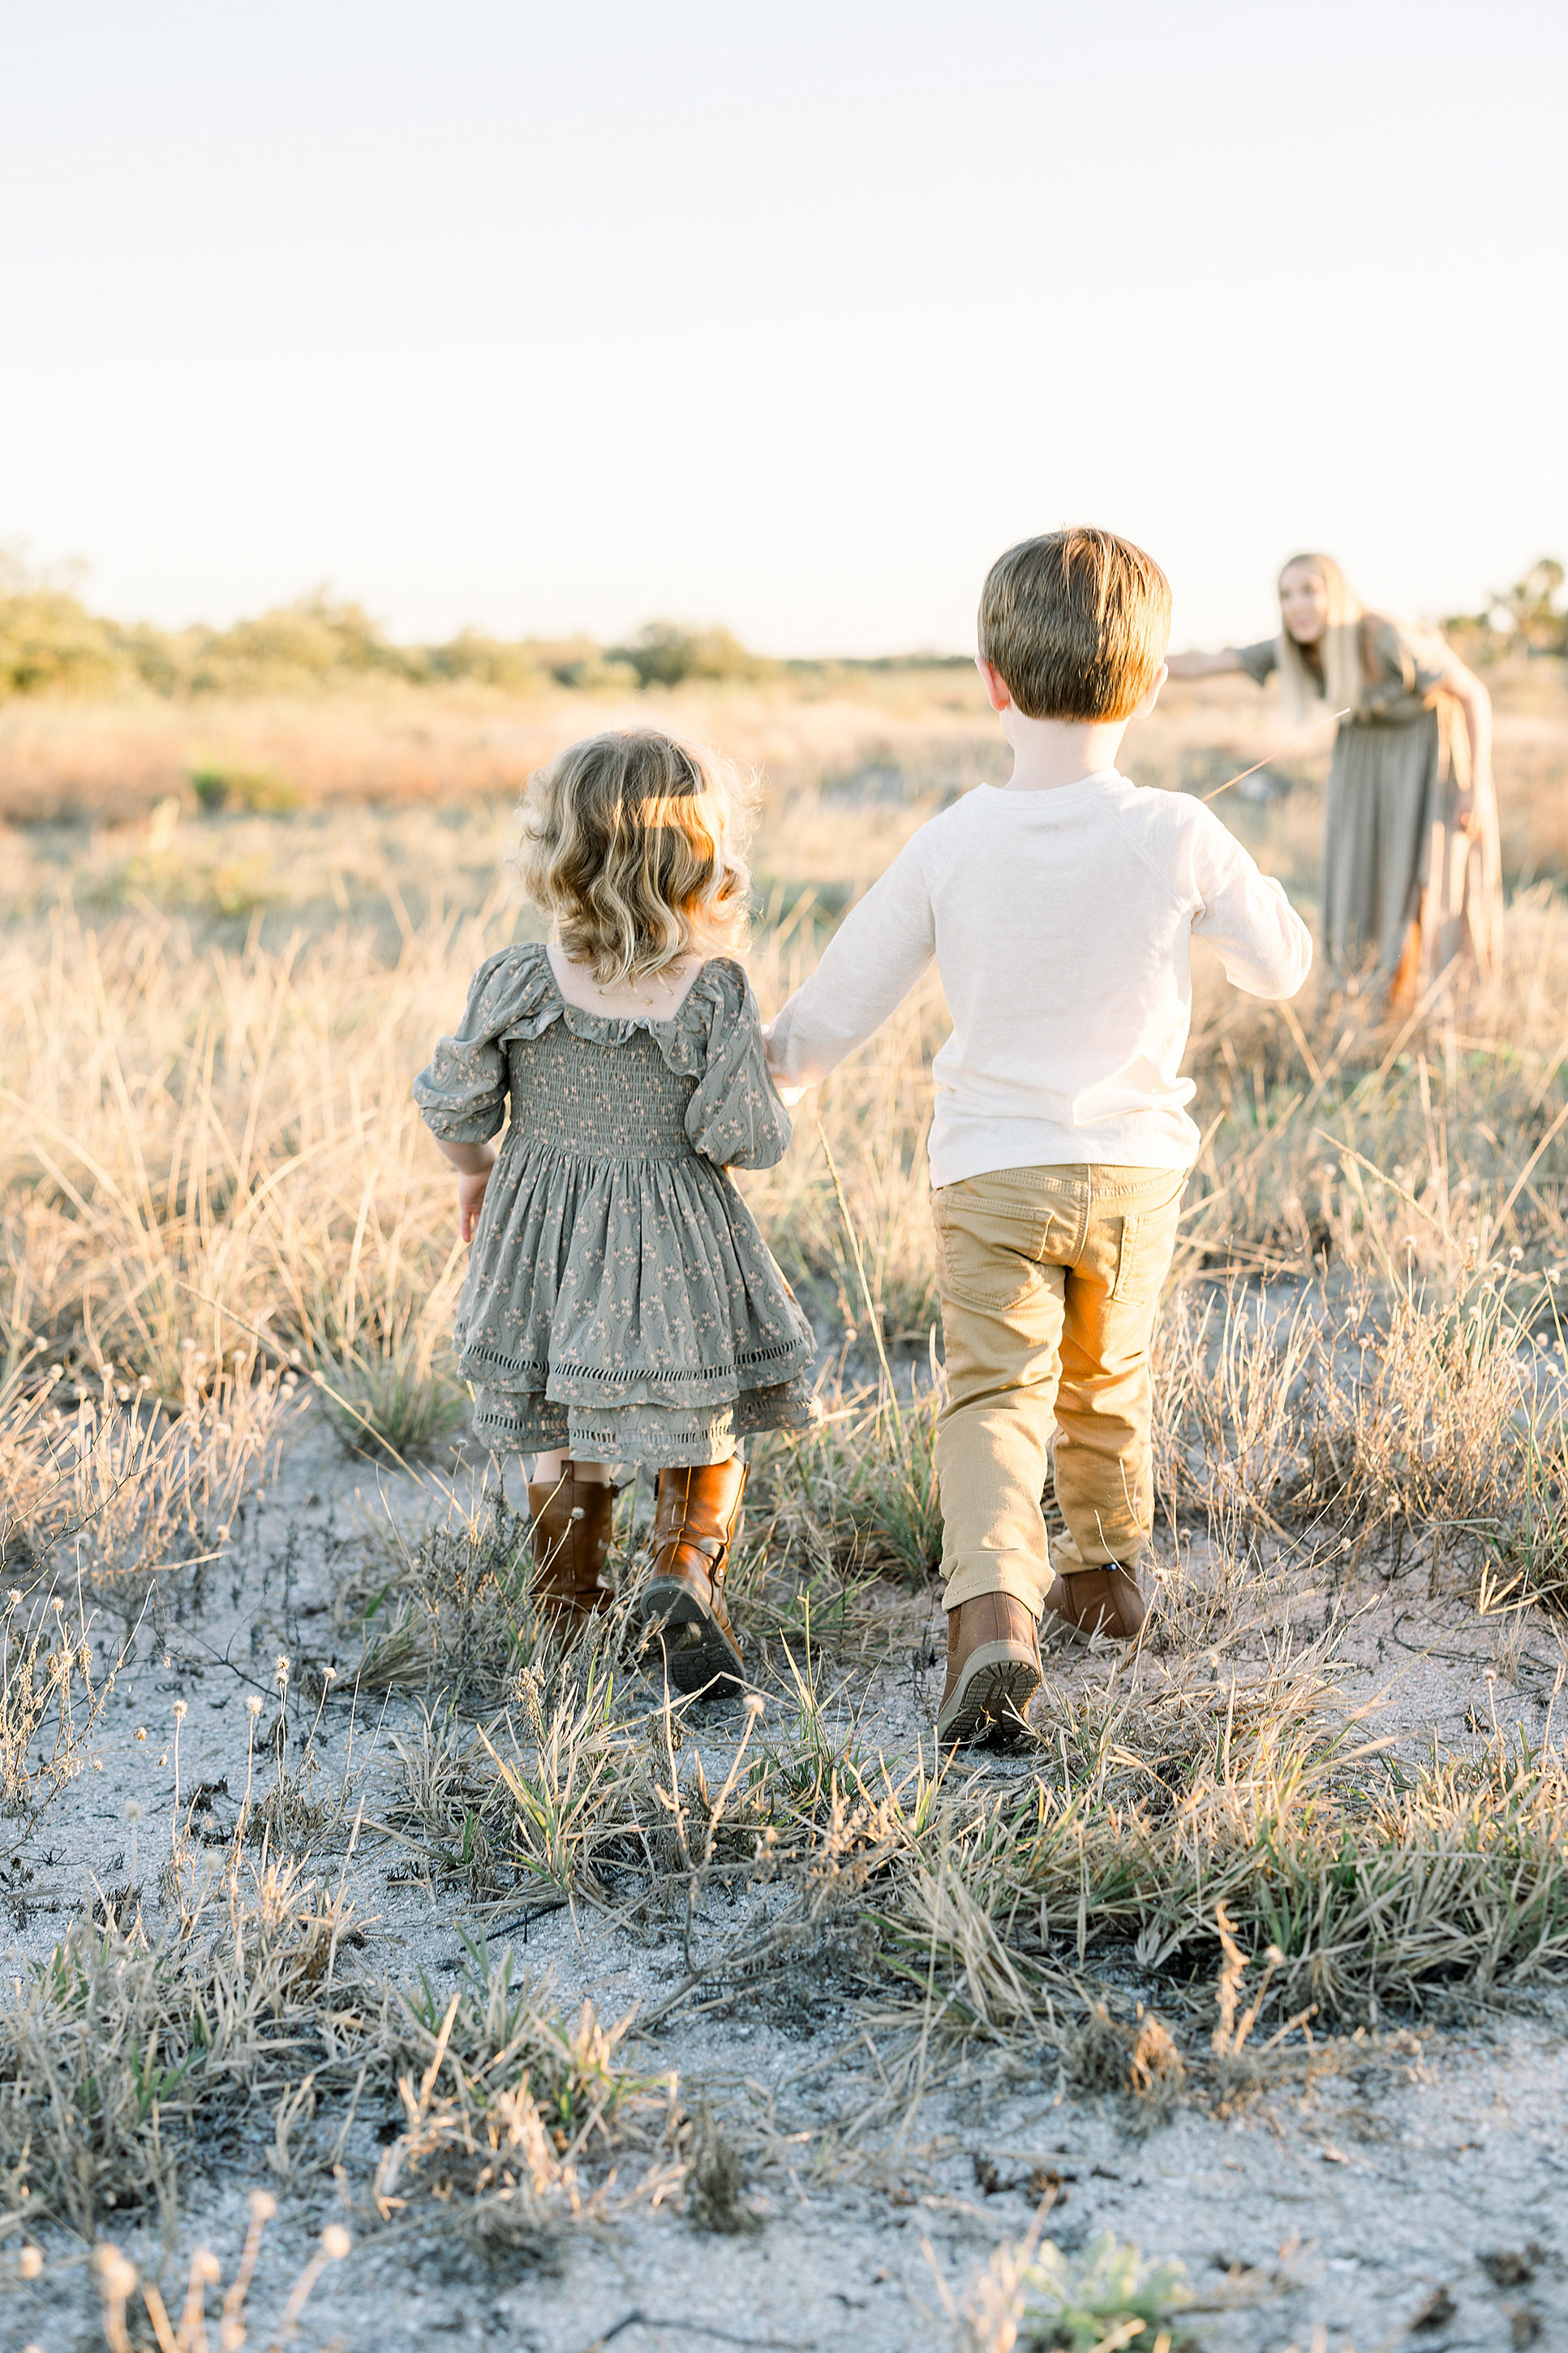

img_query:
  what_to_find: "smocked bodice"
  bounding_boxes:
[412,943,795,1172]
[505,1021,698,1162]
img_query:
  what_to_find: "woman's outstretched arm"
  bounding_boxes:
[1165,649,1250,678]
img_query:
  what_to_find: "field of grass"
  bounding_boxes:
[4,658,1568,2350]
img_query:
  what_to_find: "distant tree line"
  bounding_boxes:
[0,555,968,701]
[1443,558,1567,663]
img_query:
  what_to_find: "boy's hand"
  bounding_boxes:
[761,1020,809,1105]
[458,1166,492,1243]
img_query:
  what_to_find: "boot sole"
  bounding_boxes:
[935,1642,1042,1748]
[642,1575,745,1697]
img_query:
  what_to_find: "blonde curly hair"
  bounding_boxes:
[513,730,756,987]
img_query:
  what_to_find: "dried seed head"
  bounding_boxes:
[95,2246,138,2299]
[320,2225,351,2259]
[247,1695,264,1716]
[49,1595,64,1613]
[135,1727,148,1741]
[249,2189,277,2222]
[6,1589,20,1611]
[124,1800,143,1823]
[190,2248,222,2285]
[321,1664,337,1683]
[744,1694,767,1717]
[19,2246,42,2279]
[173,1700,188,1723]
[275,1654,290,1685]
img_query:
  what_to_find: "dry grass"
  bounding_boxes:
[2,1856,367,2235]
[1,1843,674,2257]
[0,666,997,824]
[884,1633,1568,2033]
[3,664,1568,2289]
[92,2199,350,2353]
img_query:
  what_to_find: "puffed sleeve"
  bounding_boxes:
[411,944,556,1142]
[1234,638,1279,687]
[677,960,796,1169]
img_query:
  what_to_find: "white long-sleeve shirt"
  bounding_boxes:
[766,770,1313,1188]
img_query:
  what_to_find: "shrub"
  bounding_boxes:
[608,621,763,690]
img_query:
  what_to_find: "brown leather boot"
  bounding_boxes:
[528,1465,617,1633]
[641,1457,747,1696]
[1042,1555,1150,1642]
[934,1594,1042,1747]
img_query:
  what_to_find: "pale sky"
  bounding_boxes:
[4,1,1565,656]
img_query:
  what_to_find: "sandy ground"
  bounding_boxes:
[6,1403,1567,2353]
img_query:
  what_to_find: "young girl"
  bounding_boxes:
[413,730,815,1693]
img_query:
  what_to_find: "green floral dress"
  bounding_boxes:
[413,947,817,1464]
[1238,617,1501,998]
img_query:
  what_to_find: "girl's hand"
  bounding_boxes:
[1454,789,1476,838]
[433,1137,497,1241]
[458,1165,492,1243]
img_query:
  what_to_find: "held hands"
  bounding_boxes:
[761,1022,810,1110]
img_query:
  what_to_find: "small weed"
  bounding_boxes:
[952,2226,1192,2353]
[685,2098,763,2235]
[189,764,301,813]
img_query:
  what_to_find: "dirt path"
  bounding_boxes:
[6,1409,1566,2353]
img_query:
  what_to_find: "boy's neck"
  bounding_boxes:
[998,710,1128,794]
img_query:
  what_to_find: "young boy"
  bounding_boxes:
[765,528,1312,1744]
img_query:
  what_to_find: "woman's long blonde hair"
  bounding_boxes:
[513,730,755,987]
[1276,552,1365,725]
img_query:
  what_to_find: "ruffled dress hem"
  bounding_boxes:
[466,1377,821,1465]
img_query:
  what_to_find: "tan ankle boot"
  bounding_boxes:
[1042,1536,1149,1642]
[641,1458,747,1696]
[528,1466,616,1633]
[935,1594,1042,1747]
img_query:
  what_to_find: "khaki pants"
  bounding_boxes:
[932,1164,1186,1615]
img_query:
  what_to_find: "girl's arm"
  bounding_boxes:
[1441,657,1493,835]
[1165,649,1250,679]
[434,1137,496,1243]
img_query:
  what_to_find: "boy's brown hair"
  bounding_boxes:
[978,527,1171,722]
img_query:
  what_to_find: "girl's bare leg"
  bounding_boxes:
[530,1450,614,1486]
[531,1441,741,1486]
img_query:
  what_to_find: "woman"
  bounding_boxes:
[1167,554,1501,1008]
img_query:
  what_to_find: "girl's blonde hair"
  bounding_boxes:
[513,730,755,987]
[1275,552,1366,726]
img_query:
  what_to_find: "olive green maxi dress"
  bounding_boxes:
[413,946,817,1464]
[1237,618,1501,1003]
